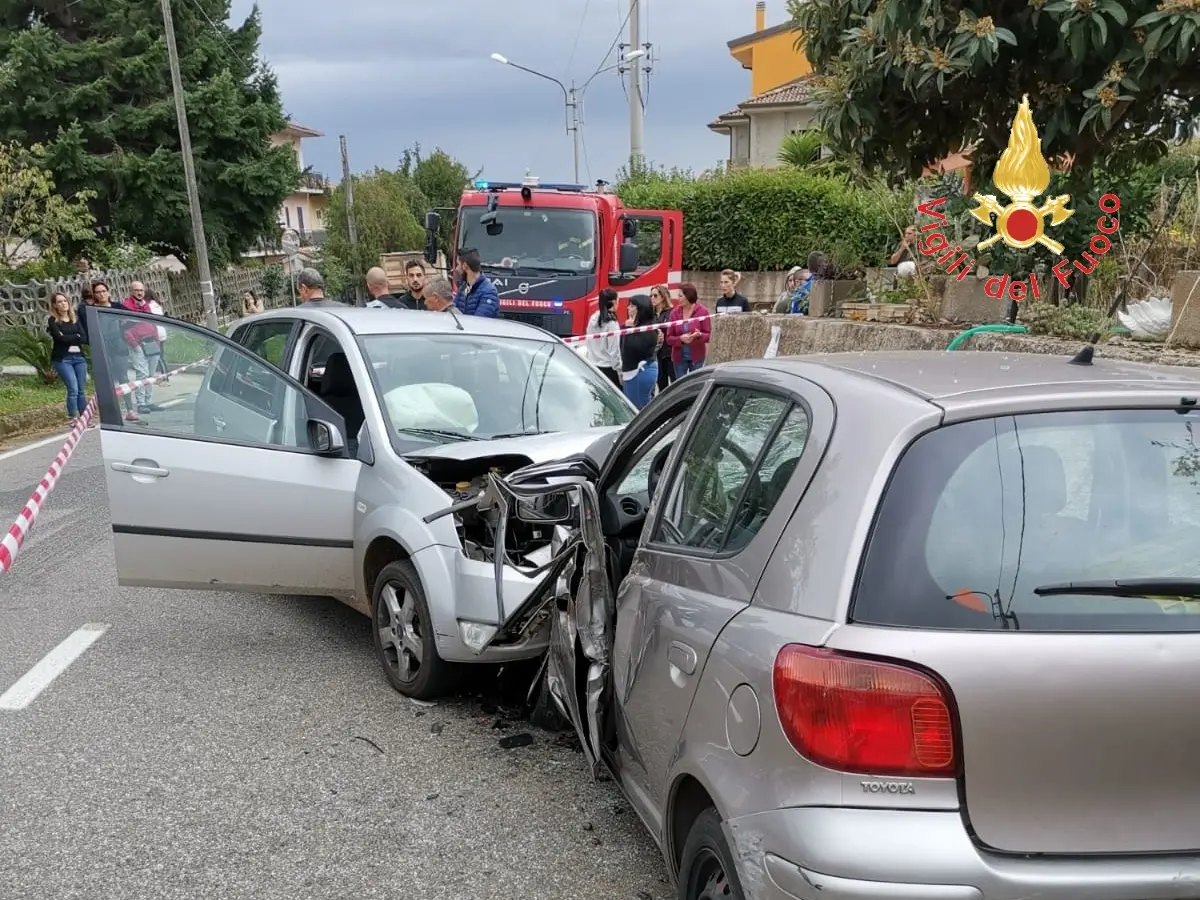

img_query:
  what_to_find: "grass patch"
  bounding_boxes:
[0,375,92,417]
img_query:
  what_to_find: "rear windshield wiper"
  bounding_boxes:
[397,427,483,442]
[1033,578,1200,598]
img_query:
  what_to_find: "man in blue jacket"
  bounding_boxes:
[452,249,499,317]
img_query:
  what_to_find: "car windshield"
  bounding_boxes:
[458,205,596,274]
[358,333,634,450]
[853,409,1200,632]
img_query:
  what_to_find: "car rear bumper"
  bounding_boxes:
[726,807,1200,900]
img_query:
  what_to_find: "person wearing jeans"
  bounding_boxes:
[665,282,710,379]
[46,292,89,421]
[120,282,163,415]
[620,294,660,410]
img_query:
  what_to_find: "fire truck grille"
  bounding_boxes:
[500,310,575,337]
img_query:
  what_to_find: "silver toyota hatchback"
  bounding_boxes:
[468,351,1200,900]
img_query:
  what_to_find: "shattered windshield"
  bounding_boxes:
[458,206,596,274]
[358,333,633,451]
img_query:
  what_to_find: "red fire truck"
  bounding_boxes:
[422,176,683,337]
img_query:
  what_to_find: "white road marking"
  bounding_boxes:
[0,431,77,463]
[0,624,109,710]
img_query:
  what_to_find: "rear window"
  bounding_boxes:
[853,409,1200,632]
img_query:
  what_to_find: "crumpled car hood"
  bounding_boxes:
[403,426,623,465]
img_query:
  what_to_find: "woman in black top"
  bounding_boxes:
[619,294,659,410]
[713,269,751,314]
[46,292,90,421]
[650,284,675,394]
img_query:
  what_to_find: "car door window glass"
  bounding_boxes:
[238,321,294,368]
[616,424,682,497]
[723,406,810,553]
[653,387,794,553]
[305,332,340,389]
[96,312,312,451]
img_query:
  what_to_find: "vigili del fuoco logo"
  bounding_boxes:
[915,94,1121,304]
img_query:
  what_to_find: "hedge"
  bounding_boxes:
[617,168,907,273]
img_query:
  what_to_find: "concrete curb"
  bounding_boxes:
[0,403,73,443]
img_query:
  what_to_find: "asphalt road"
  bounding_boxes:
[0,430,670,900]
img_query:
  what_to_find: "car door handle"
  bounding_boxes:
[668,641,698,675]
[111,462,169,478]
[212,416,226,433]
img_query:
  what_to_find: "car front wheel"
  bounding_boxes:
[372,560,460,700]
[677,808,745,900]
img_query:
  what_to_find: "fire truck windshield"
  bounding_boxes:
[458,205,596,274]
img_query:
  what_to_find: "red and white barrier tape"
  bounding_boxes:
[114,357,211,396]
[564,321,672,344]
[0,397,97,575]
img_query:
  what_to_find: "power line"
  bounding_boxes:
[590,0,634,81]
[564,0,593,75]
[580,130,593,185]
[180,0,245,67]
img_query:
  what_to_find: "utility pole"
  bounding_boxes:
[160,0,217,331]
[567,83,581,184]
[339,135,362,306]
[628,0,645,172]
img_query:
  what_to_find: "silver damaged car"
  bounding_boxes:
[84,304,636,699]
[468,351,1200,900]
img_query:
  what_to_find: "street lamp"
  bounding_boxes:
[489,49,645,183]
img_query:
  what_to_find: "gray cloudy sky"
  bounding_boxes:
[226,0,766,184]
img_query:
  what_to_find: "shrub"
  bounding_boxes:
[1018,302,1111,342]
[617,167,906,273]
[0,327,56,383]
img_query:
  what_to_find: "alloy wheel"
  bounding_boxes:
[376,581,423,684]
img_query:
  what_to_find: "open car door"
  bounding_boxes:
[85,306,359,597]
[441,374,714,774]
[433,456,613,774]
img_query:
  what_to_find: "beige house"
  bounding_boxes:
[245,121,330,268]
[708,76,818,169]
[271,121,329,244]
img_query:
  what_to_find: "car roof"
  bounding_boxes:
[730,351,1200,418]
[245,305,562,341]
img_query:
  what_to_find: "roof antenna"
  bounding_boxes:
[1070,158,1200,367]
[447,303,465,331]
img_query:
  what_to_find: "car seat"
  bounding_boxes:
[319,352,365,452]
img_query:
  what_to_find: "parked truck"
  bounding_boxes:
[423,176,683,336]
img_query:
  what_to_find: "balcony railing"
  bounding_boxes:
[298,171,328,192]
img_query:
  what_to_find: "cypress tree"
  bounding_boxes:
[0,0,298,264]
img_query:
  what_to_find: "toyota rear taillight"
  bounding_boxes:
[772,645,957,777]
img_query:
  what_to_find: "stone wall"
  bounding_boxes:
[1166,270,1200,349]
[0,266,289,331]
[706,311,1200,368]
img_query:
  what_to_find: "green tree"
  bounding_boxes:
[0,140,95,274]
[323,168,425,289]
[0,0,298,266]
[790,0,1200,182]
[398,143,473,254]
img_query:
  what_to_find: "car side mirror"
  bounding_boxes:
[423,211,440,265]
[514,493,573,524]
[308,419,346,456]
[618,241,638,274]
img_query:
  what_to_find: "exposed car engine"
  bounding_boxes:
[408,455,554,567]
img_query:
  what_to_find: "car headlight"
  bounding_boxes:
[458,620,499,653]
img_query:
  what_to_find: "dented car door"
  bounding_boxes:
[472,458,616,773]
